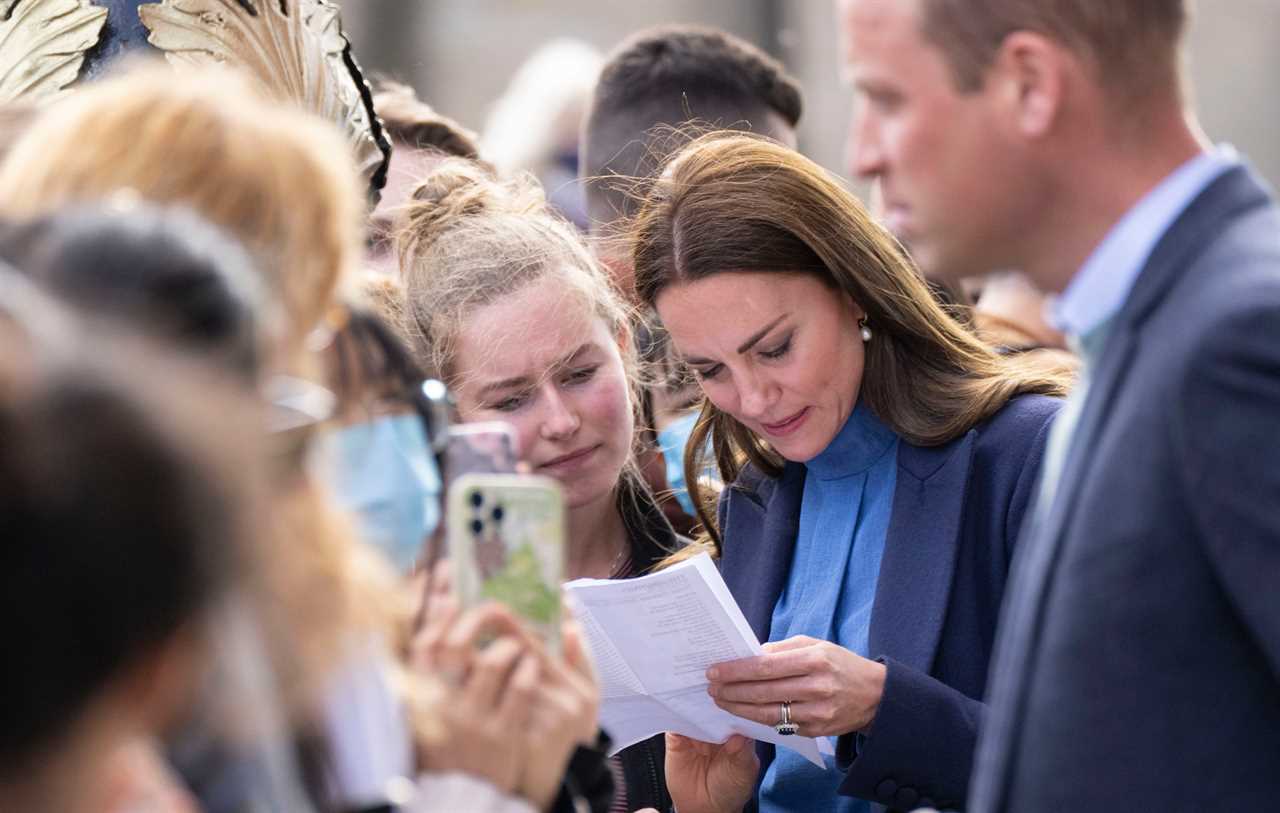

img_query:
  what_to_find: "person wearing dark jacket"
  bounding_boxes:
[628,133,1067,812]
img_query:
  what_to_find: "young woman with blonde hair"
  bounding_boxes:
[629,132,1066,813]
[397,157,680,811]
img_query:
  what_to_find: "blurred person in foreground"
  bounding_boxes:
[367,80,482,277]
[0,201,269,383]
[0,275,264,813]
[0,202,604,812]
[580,25,805,534]
[840,0,1280,809]
[0,64,382,722]
[629,133,1066,813]
[0,63,364,365]
[0,68,601,812]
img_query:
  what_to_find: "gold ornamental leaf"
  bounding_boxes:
[0,0,108,104]
[138,0,384,187]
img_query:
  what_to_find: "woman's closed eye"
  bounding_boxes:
[760,337,792,360]
[691,362,725,381]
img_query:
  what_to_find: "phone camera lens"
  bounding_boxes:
[469,491,483,508]
[470,518,484,536]
[491,505,505,522]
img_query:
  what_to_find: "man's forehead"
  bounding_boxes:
[840,0,926,61]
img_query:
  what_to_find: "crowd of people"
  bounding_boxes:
[2,1,1277,812]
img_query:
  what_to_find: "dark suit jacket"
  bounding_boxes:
[718,394,1059,812]
[969,165,1280,812]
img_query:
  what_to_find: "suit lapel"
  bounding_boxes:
[973,165,1276,812]
[720,462,805,644]
[1038,166,1269,552]
[868,432,975,671]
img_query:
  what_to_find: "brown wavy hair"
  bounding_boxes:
[630,133,1068,546]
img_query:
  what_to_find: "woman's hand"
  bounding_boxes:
[663,733,758,813]
[706,635,886,737]
[410,591,539,795]
[513,612,602,810]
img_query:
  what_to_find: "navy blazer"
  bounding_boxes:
[718,393,1059,812]
[969,166,1280,811]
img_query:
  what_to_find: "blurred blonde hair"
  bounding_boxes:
[0,63,402,720]
[0,62,364,352]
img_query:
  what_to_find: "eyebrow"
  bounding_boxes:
[736,314,789,354]
[684,314,789,366]
[475,343,595,398]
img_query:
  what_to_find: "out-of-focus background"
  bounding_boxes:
[343,0,1280,191]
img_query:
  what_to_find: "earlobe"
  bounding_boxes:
[995,31,1064,138]
[614,320,633,356]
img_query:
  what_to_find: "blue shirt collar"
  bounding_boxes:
[1050,146,1240,339]
[806,399,897,481]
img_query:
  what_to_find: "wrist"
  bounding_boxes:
[860,659,888,733]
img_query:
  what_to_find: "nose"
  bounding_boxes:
[735,368,776,422]
[848,104,884,180]
[538,384,580,440]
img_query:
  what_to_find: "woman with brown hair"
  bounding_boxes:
[629,133,1066,813]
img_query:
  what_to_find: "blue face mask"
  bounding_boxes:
[315,413,441,573]
[657,410,705,516]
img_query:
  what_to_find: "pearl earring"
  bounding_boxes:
[859,318,872,342]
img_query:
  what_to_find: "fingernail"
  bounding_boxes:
[706,684,716,697]
[706,667,719,681]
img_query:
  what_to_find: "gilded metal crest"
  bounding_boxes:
[138,0,388,195]
[0,0,108,103]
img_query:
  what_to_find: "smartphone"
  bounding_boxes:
[421,422,520,573]
[443,422,519,481]
[447,473,564,652]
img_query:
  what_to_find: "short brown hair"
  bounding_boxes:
[582,25,803,229]
[373,80,480,160]
[919,0,1187,98]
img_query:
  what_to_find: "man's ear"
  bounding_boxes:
[989,31,1070,139]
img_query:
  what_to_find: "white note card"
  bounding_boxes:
[565,553,826,767]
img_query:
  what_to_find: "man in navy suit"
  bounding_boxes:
[840,0,1280,809]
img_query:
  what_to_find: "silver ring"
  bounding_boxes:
[775,700,798,736]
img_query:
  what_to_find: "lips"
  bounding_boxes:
[537,444,601,472]
[760,408,810,438]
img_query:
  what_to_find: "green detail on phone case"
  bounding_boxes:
[480,543,559,624]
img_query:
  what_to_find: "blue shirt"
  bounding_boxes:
[759,401,899,813]
[1051,146,1240,340]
